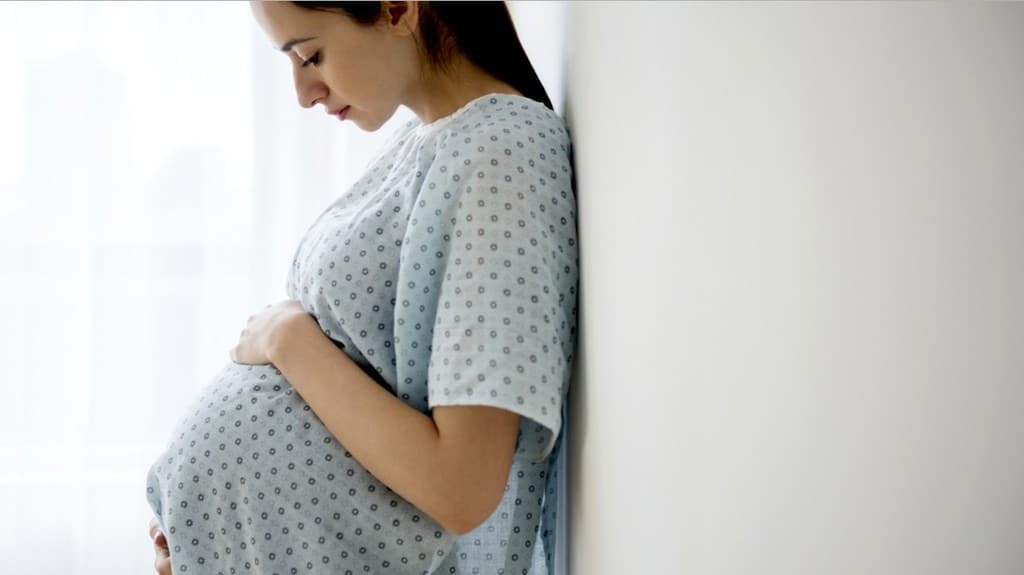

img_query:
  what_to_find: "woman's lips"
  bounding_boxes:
[336,106,351,121]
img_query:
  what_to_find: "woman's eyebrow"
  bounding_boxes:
[279,36,318,52]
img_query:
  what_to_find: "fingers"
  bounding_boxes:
[149,518,171,575]
[151,536,169,572]
[149,517,168,551]
[153,534,171,575]
[154,553,172,575]
[148,517,162,541]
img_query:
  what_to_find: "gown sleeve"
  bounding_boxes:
[418,117,578,462]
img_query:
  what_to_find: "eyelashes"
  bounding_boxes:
[301,51,321,68]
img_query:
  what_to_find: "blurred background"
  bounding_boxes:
[0,1,565,573]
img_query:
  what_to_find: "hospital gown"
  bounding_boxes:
[146,92,578,575]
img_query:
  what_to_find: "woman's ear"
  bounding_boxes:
[382,1,418,35]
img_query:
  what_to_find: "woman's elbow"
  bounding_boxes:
[443,483,506,536]
[445,508,494,537]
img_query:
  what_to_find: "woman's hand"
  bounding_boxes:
[230,299,312,365]
[148,517,171,575]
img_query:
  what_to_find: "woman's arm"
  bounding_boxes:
[267,314,521,535]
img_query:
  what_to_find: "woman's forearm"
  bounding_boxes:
[266,314,477,534]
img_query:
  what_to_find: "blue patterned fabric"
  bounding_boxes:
[146,93,578,575]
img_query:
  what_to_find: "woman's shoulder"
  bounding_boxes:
[430,94,571,165]
[449,94,566,137]
[411,95,574,208]
[408,93,563,145]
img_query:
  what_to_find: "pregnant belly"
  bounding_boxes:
[145,361,455,574]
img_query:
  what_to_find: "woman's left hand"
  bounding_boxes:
[149,517,171,575]
[230,299,310,365]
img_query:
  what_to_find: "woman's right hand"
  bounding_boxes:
[148,517,171,575]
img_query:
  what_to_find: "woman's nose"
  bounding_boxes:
[293,68,327,109]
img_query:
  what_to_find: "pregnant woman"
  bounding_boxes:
[145,2,577,574]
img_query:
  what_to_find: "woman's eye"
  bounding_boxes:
[301,52,321,68]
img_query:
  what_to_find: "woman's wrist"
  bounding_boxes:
[268,307,318,364]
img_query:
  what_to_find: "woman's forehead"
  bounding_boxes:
[251,1,323,45]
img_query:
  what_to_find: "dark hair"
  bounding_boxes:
[292,1,553,112]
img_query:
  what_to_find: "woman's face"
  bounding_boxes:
[249,1,421,132]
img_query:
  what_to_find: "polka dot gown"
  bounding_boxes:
[145,93,578,575]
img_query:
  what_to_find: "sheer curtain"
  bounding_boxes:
[0,1,566,574]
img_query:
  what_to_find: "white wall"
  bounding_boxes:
[564,3,1024,574]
